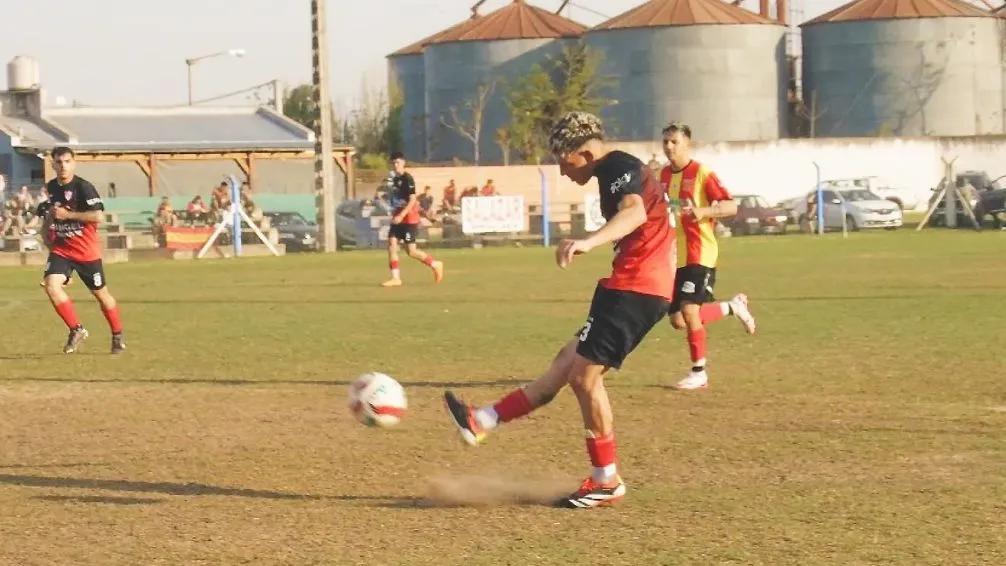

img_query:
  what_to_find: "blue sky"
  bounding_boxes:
[1,0,849,111]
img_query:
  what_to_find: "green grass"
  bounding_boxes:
[1,229,1005,565]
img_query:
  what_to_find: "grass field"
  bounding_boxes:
[1,230,1005,565]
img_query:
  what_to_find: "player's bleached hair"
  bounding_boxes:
[549,111,605,158]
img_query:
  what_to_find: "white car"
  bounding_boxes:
[793,188,903,231]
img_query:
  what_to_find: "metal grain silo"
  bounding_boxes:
[585,0,787,142]
[424,0,586,164]
[801,0,1003,137]
[387,15,483,162]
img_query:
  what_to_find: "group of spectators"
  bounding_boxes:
[1,181,46,238]
[151,180,263,243]
[408,178,503,226]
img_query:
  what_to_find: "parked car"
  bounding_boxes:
[264,211,318,252]
[335,198,392,248]
[928,170,1006,228]
[792,188,903,231]
[727,195,790,235]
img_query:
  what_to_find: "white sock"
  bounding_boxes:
[474,406,499,431]
[591,464,617,483]
[720,302,731,316]
[391,268,400,279]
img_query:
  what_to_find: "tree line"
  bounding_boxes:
[282,41,611,169]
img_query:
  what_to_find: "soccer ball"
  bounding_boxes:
[348,372,407,428]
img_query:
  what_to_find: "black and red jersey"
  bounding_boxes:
[593,151,676,300]
[38,176,104,262]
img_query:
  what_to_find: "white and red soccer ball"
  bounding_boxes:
[348,372,407,428]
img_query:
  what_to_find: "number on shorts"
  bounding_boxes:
[577,317,593,342]
[92,272,103,288]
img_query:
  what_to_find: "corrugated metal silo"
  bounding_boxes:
[585,0,787,142]
[801,0,1003,137]
[388,16,483,162]
[424,0,586,164]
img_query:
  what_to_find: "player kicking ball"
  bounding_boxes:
[38,146,125,354]
[443,112,675,509]
[381,151,444,287]
[659,122,755,390]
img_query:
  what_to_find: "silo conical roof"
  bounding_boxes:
[803,0,990,26]
[433,0,586,44]
[592,0,778,30]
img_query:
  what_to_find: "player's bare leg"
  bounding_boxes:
[405,243,444,283]
[93,287,125,354]
[444,340,576,446]
[382,237,403,287]
[443,341,626,509]
[43,273,88,353]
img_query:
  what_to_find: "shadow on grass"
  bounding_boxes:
[0,473,453,507]
[32,494,164,506]
[0,377,523,389]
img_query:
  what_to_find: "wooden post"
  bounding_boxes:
[149,154,157,196]
[43,153,54,183]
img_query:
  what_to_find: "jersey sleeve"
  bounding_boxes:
[607,161,645,198]
[404,173,417,196]
[77,180,106,212]
[704,171,732,202]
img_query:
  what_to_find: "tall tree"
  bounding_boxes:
[504,41,614,164]
[440,79,497,165]
[283,84,318,129]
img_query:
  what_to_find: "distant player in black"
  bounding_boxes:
[38,146,125,354]
[381,151,444,287]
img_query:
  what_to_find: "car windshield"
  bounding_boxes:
[739,196,770,208]
[271,213,308,227]
[839,189,881,202]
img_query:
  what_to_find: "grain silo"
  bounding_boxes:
[424,0,586,164]
[387,15,483,162]
[801,0,1003,137]
[585,0,787,142]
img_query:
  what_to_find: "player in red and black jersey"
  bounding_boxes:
[443,112,675,509]
[37,147,125,354]
[381,152,444,287]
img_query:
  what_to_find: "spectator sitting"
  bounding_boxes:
[441,179,459,213]
[419,185,435,221]
[210,182,231,221]
[460,186,478,202]
[240,185,263,222]
[153,196,177,244]
[480,179,498,197]
[186,195,211,225]
[14,185,39,234]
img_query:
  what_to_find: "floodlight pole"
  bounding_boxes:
[813,161,823,235]
[311,0,337,252]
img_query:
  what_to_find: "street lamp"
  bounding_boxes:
[185,48,246,105]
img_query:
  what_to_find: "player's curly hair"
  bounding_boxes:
[548,111,604,158]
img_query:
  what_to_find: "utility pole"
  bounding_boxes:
[311,0,337,252]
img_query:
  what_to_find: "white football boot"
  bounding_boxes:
[729,293,757,335]
[673,369,709,390]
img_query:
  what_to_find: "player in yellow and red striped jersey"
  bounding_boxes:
[659,122,756,390]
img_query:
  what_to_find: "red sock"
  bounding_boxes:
[102,304,123,334]
[492,388,533,423]
[423,256,435,267]
[389,260,400,271]
[586,432,617,477]
[53,300,80,329]
[687,328,707,366]
[700,303,726,324]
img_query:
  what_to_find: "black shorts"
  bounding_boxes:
[44,253,107,291]
[574,284,669,370]
[668,264,717,313]
[388,223,418,244]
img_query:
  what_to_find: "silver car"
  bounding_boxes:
[794,188,903,231]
